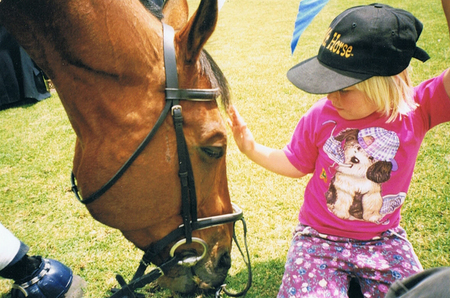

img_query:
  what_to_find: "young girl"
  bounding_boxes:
[228,3,450,297]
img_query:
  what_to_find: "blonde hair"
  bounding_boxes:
[354,68,417,122]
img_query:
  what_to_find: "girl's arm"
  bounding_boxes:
[441,0,450,96]
[227,105,306,178]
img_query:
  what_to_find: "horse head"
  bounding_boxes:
[0,0,236,294]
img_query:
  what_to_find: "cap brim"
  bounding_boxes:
[287,56,372,94]
[413,46,430,63]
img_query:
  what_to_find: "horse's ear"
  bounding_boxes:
[162,0,189,31]
[176,0,218,63]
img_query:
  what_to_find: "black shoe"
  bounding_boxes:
[11,257,86,298]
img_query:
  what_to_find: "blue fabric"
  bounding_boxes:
[291,0,330,54]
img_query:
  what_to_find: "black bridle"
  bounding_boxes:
[71,22,251,297]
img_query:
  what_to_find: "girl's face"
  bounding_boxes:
[327,87,378,120]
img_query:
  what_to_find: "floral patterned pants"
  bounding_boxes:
[277,224,423,298]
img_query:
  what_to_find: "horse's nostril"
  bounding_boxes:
[218,251,231,270]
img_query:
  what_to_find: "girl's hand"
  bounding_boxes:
[227,105,306,178]
[227,105,255,155]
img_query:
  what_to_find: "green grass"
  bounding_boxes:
[1,0,450,297]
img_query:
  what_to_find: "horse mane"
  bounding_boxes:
[140,0,231,111]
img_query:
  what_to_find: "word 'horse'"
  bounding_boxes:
[0,0,250,295]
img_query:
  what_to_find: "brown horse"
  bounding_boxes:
[0,0,238,294]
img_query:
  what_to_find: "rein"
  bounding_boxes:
[71,22,251,297]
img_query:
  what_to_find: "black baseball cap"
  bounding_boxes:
[287,3,430,94]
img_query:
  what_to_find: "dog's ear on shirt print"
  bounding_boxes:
[367,160,392,183]
[333,128,359,143]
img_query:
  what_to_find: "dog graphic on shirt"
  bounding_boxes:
[323,127,399,223]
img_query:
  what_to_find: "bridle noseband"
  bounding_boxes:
[71,23,251,297]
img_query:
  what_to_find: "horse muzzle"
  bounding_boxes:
[158,247,231,294]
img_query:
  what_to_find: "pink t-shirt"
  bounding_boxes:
[283,71,450,240]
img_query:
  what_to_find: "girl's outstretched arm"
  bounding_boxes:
[441,0,450,96]
[227,105,306,178]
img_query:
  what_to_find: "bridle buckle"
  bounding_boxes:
[171,104,182,116]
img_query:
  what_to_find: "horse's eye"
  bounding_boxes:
[200,146,224,159]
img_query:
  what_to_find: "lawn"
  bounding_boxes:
[1,0,449,297]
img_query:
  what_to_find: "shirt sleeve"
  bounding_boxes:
[283,101,324,174]
[414,70,450,130]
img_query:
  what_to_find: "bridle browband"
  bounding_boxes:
[71,23,251,297]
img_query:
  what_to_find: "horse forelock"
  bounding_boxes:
[200,50,231,111]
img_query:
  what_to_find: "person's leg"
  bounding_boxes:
[0,223,29,273]
[277,224,351,298]
[0,254,41,281]
[0,223,86,298]
[386,267,450,298]
[354,227,423,298]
